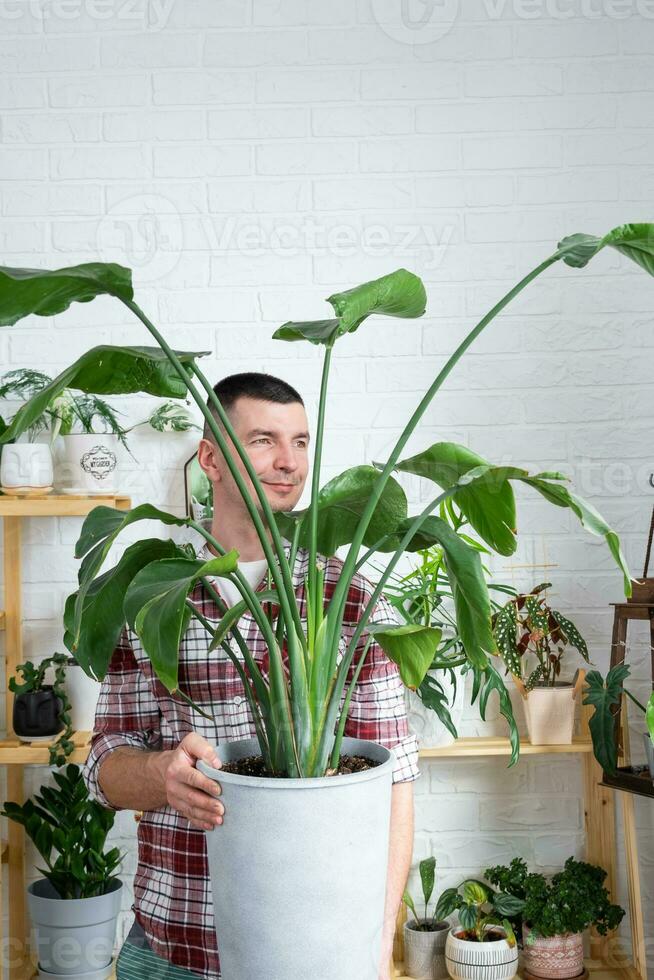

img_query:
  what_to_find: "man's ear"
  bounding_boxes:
[197,437,222,484]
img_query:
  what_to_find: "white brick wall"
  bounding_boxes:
[0,0,653,969]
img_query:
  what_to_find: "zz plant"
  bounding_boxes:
[0,224,651,779]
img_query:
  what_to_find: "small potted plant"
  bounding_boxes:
[9,653,75,766]
[493,583,591,745]
[0,369,55,493]
[435,877,523,980]
[583,663,654,780]
[1,764,124,979]
[484,857,625,979]
[403,856,450,979]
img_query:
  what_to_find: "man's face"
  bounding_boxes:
[199,396,310,514]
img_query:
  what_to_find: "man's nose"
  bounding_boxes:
[274,444,299,471]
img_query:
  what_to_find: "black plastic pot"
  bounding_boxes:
[13,687,63,739]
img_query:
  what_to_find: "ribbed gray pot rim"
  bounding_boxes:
[197,735,394,787]
[406,918,450,932]
[28,877,122,903]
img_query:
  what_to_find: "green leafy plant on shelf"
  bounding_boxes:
[484,856,625,941]
[0,223,651,778]
[0,763,123,899]
[0,367,198,448]
[403,856,449,931]
[493,582,591,690]
[434,877,524,944]
[9,652,75,767]
[582,663,654,774]
[375,500,517,745]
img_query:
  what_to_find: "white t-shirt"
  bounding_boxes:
[210,558,268,608]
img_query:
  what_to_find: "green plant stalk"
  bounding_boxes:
[122,298,308,771]
[307,343,333,640]
[323,253,561,684]
[329,636,373,768]
[624,688,648,715]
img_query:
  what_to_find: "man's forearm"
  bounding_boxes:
[98,746,173,811]
[381,781,414,969]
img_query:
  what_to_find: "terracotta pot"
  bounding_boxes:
[524,683,577,745]
[404,918,450,979]
[445,924,518,980]
[522,924,584,979]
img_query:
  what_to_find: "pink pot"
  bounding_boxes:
[522,924,584,978]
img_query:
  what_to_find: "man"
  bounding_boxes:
[83,372,420,980]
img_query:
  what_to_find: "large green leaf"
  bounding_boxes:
[558,223,654,275]
[379,515,496,669]
[125,553,239,691]
[273,268,426,346]
[70,504,193,648]
[0,262,133,327]
[367,623,442,690]
[63,538,183,681]
[393,443,518,556]
[0,346,207,444]
[275,465,407,556]
[582,665,630,775]
[419,856,436,908]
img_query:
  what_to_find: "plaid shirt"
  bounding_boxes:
[83,543,420,979]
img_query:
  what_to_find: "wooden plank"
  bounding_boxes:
[0,611,5,630]
[0,733,91,765]
[7,768,28,980]
[394,960,636,979]
[0,494,131,518]
[419,735,592,758]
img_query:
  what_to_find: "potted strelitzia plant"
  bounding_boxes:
[0,224,651,980]
[403,856,450,980]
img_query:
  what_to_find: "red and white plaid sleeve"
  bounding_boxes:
[340,570,421,785]
[82,627,163,811]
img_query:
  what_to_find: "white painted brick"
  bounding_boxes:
[480,796,581,831]
[40,0,148,33]
[311,105,413,137]
[360,137,460,172]
[155,0,249,29]
[105,181,207,213]
[210,252,311,286]
[432,835,534,870]
[533,835,586,868]
[418,96,616,134]
[313,177,412,211]
[565,57,654,93]
[104,109,206,142]
[415,795,479,833]
[254,0,354,25]
[255,68,359,103]
[413,24,512,61]
[0,35,99,72]
[256,141,356,175]
[619,14,654,53]
[517,170,618,204]
[308,27,416,64]
[158,289,258,324]
[361,66,460,100]
[204,30,309,67]
[0,148,48,179]
[465,64,563,97]
[208,107,307,141]
[0,76,45,108]
[0,220,45,253]
[208,178,310,213]
[153,70,253,105]
[48,73,148,107]
[513,20,618,58]
[100,33,200,68]
[565,132,654,167]
[463,135,562,171]
[50,145,148,179]
[3,111,100,143]
[153,145,250,178]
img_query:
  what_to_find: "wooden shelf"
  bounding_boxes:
[394,959,639,979]
[0,492,131,518]
[0,731,92,765]
[419,735,593,758]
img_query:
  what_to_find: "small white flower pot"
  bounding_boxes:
[0,443,53,493]
[57,434,119,494]
[445,924,518,980]
[524,683,578,745]
[63,662,101,732]
[404,918,450,979]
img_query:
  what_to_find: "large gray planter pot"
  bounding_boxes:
[197,736,394,980]
[644,731,654,779]
[404,918,450,979]
[27,877,122,976]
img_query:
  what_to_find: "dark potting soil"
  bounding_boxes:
[455,930,507,943]
[221,754,380,778]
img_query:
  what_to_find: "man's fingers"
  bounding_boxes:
[185,765,222,798]
[180,732,222,769]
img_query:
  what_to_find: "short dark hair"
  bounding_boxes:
[202,372,304,441]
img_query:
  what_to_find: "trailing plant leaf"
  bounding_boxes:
[551,609,590,662]
[558,224,654,276]
[583,664,631,775]
[471,658,520,766]
[148,400,199,433]
[494,602,519,673]
[367,623,442,690]
[0,262,133,326]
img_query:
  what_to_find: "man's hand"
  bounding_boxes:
[160,733,225,831]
